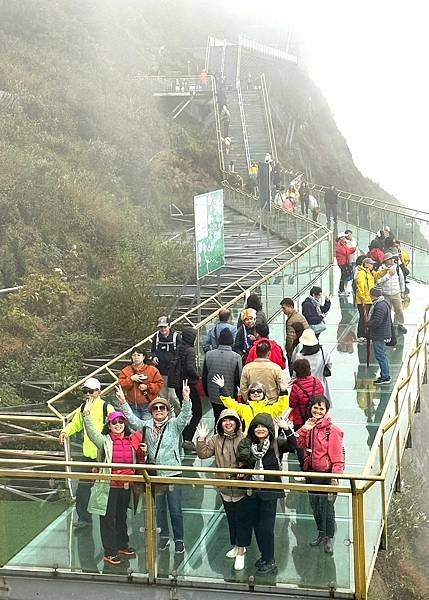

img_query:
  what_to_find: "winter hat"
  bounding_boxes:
[218,328,234,346]
[370,287,383,298]
[300,328,319,347]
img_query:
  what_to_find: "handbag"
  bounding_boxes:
[311,321,326,335]
[321,348,332,377]
[385,320,397,347]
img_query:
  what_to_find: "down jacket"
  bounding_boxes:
[118,363,163,406]
[245,337,286,369]
[219,387,289,433]
[335,240,355,266]
[297,414,344,475]
[355,266,389,304]
[289,375,325,428]
[196,408,245,498]
[367,297,392,341]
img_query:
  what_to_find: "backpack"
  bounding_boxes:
[155,331,178,352]
[293,377,317,424]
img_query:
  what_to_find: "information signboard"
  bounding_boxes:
[194,189,225,279]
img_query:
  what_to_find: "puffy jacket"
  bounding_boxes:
[202,345,242,404]
[219,388,289,433]
[355,265,389,304]
[177,328,198,383]
[324,188,338,205]
[121,400,191,477]
[83,414,143,515]
[118,364,163,406]
[196,408,245,498]
[297,414,344,475]
[367,298,392,341]
[289,376,325,428]
[63,396,114,459]
[301,296,331,326]
[245,338,286,369]
[335,240,355,266]
[377,265,405,296]
[237,412,296,499]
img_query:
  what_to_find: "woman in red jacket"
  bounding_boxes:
[297,396,345,555]
[118,348,163,420]
[335,234,355,296]
[245,322,286,370]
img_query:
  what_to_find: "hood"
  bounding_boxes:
[314,414,333,430]
[247,412,275,442]
[216,408,242,435]
[181,327,196,346]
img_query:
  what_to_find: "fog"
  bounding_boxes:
[230,0,429,215]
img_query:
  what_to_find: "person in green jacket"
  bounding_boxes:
[59,377,114,529]
[115,380,192,555]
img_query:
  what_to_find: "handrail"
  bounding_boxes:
[45,185,330,415]
[211,75,225,172]
[260,73,278,162]
[236,79,251,171]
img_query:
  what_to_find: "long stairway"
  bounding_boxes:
[242,88,272,164]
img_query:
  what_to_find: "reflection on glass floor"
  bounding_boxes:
[4,266,428,596]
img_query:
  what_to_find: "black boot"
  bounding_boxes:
[310,532,324,546]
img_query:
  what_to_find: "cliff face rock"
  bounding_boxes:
[369,385,429,600]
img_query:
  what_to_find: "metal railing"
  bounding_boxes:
[236,79,251,171]
[260,73,278,162]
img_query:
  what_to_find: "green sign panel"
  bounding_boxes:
[194,189,225,280]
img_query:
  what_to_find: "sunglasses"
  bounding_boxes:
[152,405,167,411]
[250,389,264,394]
[110,419,125,425]
[82,388,97,394]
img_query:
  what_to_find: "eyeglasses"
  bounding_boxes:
[250,389,264,394]
[82,388,97,394]
[110,419,125,425]
[152,405,167,411]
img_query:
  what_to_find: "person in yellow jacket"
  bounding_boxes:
[212,374,289,433]
[59,377,114,529]
[354,258,390,342]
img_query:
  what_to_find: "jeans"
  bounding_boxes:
[156,480,184,542]
[372,339,390,379]
[130,403,150,420]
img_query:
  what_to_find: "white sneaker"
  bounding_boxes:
[293,476,306,482]
[226,546,237,558]
[357,337,367,343]
[234,554,245,570]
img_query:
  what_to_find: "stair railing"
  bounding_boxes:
[260,73,278,162]
[236,81,251,172]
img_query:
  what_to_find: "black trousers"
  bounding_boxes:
[307,478,336,538]
[222,495,254,547]
[326,203,337,224]
[339,265,350,292]
[240,494,278,562]
[100,486,131,556]
[357,303,371,338]
[176,382,202,442]
[75,458,96,522]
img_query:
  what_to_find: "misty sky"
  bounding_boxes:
[232,0,429,215]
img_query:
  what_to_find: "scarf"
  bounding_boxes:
[153,416,169,439]
[368,296,385,320]
[250,438,270,481]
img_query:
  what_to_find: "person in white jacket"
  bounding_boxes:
[376,252,407,333]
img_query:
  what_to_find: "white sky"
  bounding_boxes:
[231,0,429,213]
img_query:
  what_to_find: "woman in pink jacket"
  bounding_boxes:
[297,396,344,554]
[335,234,355,296]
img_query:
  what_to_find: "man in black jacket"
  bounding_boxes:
[367,288,391,385]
